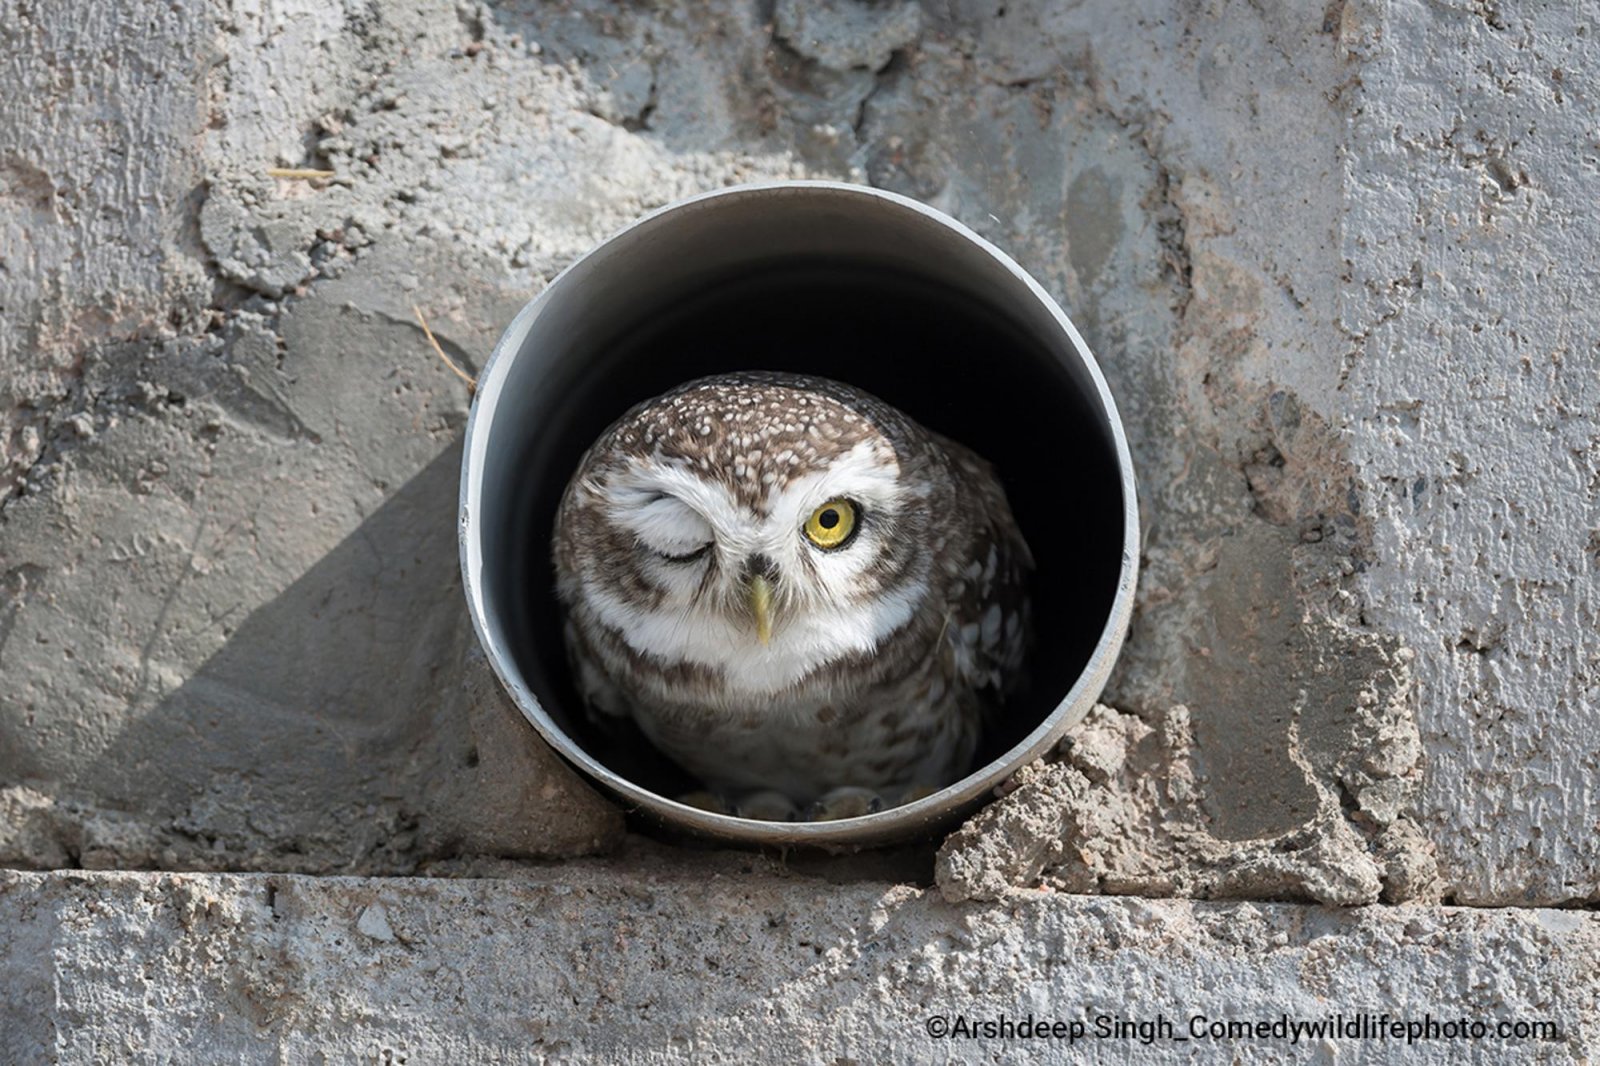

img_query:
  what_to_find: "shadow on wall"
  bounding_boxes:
[80,444,466,869]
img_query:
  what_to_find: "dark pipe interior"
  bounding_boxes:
[497,258,1125,799]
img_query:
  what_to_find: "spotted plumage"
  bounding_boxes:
[552,371,1032,816]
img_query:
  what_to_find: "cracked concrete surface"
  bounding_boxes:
[2,865,1596,1063]
[1,0,1596,930]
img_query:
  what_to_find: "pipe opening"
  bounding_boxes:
[463,185,1136,843]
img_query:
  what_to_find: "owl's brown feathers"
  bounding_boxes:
[552,371,1031,809]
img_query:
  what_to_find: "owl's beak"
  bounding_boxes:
[748,574,774,645]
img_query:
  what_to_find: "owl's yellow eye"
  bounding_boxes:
[803,499,857,549]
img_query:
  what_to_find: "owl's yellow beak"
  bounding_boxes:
[748,574,774,645]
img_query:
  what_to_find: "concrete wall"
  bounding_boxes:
[3,862,1596,1063]
[2,0,1597,1059]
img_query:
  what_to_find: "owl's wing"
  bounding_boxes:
[564,616,637,731]
[938,441,1035,721]
[562,614,688,786]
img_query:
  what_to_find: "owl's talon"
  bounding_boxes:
[732,789,800,822]
[804,786,885,821]
[678,789,733,815]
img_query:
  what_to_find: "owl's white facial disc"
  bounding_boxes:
[582,439,930,695]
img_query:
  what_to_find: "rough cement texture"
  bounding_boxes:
[1,865,1596,1063]
[1,0,1596,911]
[1338,1,1600,907]
[938,700,1434,907]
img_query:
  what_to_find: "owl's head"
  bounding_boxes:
[553,372,945,694]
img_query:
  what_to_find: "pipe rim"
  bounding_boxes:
[459,180,1140,846]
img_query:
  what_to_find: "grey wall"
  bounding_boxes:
[2,0,1595,914]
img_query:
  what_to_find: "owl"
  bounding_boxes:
[552,371,1032,821]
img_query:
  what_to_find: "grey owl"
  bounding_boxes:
[552,371,1032,820]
